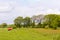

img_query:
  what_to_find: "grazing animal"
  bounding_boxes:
[8,27,12,31]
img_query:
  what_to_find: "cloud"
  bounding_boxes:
[0,1,15,13]
[46,9,60,14]
[0,13,14,24]
[14,5,60,16]
[0,0,60,24]
[0,1,16,24]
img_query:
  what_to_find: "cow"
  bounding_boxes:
[8,27,12,31]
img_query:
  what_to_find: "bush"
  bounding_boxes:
[45,25,49,29]
[1,23,7,28]
[53,27,57,30]
[8,24,16,29]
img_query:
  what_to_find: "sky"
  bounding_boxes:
[0,0,60,24]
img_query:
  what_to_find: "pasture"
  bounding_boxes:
[0,28,59,40]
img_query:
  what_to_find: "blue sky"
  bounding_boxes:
[0,0,60,24]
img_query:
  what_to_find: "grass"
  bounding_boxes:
[0,28,59,40]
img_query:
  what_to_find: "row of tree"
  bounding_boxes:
[0,14,60,30]
[14,16,32,28]
[14,14,60,29]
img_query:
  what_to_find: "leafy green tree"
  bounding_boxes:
[23,17,31,28]
[14,16,23,28]
[1,23,7,28]
[32,21,35,28]
[37,22,42,28]
[43,14,59,29]
[57,15,60,27]
[51,18,58,29]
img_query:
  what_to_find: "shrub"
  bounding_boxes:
[45,25,49,29]
[1,23,7,28]
[8,24,16,29]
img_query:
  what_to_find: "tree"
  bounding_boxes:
[1,23,7,28]
[57,15,60,27]
[37,22,42,28]
[14,16,23,28]
[43,14,59,29]
[51,18,58,29]
[32,20,35,28]
[23,17,31,28]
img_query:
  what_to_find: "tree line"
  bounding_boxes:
[1,14,60,30]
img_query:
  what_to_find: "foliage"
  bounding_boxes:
[14,16,23,28]
[9,14,60,29]
[1,23,7,28]
[8,24,16,29]
[37,22,42,28]
[32,21,35,28]
[45,25,49,29]
[23,17,31,28]
[43,14,59,29]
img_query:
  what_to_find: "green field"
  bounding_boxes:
[0,28,59,40]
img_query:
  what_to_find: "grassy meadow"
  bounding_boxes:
[0,28,59,40]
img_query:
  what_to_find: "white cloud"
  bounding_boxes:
[0,2,15,13]
[0,0,60,24]
[0,1,16,24]
[46,9,60,14]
